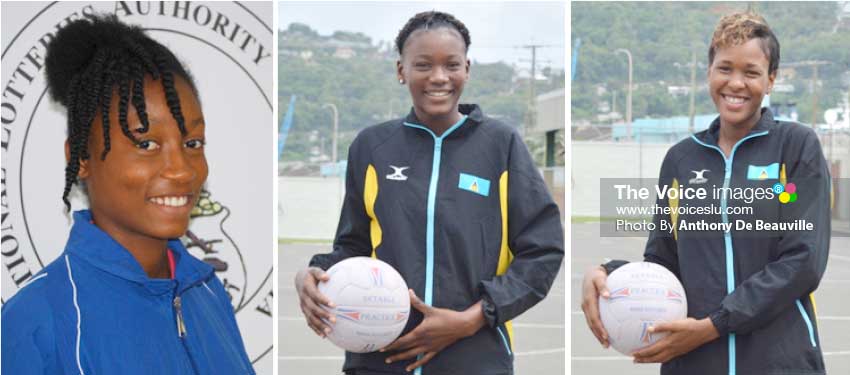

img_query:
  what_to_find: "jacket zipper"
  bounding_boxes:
[174,290,200,375]
[690,130,769,375]
[174,295,187,337]
[402,115,468,375]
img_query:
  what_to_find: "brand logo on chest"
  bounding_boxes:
[386,165,410,181]
[689,169,710,185]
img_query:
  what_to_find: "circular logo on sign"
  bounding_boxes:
[1,2,273,371]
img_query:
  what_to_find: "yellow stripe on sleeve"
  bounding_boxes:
[669,178,679,241]
[810,293,818,319]
[505,320,515,349]
[364,164,382,258]
[497,171,513,274]
[496,171,514,350]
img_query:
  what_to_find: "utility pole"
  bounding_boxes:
[323,103,339,163]
[688,49,697,133]
[612,89,617,120]
[615,48,633,142]
[520,44,554,138]
[784,61,829,128]
[811,64,819,129]
[530,45,536,138]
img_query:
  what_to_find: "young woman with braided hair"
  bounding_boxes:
[295,11,564,375]
[1,14,255,374]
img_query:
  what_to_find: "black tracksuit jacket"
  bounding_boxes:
[310,104,564,375]
[638,109,831,375]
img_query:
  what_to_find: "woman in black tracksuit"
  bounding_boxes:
[295,11,564,375]
[582,11,831,375]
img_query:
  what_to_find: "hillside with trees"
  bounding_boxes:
[279,23,565,164]
[571,2,850,125]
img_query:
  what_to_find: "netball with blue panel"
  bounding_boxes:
[318,257,411,353]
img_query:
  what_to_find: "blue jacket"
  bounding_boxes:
[1,210,255,374]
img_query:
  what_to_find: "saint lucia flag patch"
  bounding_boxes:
[458,173,490,197]
[747,163,780,180]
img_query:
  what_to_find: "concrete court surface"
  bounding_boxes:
[280,243,566,374]
[571,222,850,375]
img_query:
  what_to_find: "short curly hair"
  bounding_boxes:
[708,11,780,75]
[395,11,471,55]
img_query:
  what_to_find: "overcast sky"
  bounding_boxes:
[278,1,566,70]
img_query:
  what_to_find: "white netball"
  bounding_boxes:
[599,261,687,356]
[318,257,411,353]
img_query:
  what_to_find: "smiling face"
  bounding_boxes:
[79,75,207,244]
[397,27,469,129]
[708,38,776,130]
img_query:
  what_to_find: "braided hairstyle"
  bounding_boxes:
[395,11,471,55]
[45,14,197,210]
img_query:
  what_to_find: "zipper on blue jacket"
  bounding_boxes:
[171,273,214,337]
[174,288,201,375]
[402,115,468,375]
[691,130,768,375]
[174,295,188,337]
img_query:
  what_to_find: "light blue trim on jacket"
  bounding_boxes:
[403,115,468,375]
[497,326,513,356]
[796,300,817,347]
[690,130,769,375]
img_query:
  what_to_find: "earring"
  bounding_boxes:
[399,79,405,84]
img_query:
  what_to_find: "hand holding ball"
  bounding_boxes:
[318,257,411,353]
[599,262,687,355]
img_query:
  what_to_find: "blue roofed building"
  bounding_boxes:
[612,96,804,143]
[611,114,716,143]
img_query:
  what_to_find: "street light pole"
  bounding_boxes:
[323,103,339,164]
[615,49,633,142]
[812,64,820,129]
[688,49,697,134]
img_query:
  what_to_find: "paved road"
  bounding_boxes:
[570,222,850,375]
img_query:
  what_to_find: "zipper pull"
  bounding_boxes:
[174,295,187,338]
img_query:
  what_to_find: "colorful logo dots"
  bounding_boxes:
[785,183,796,194]
[776,182,799,204]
